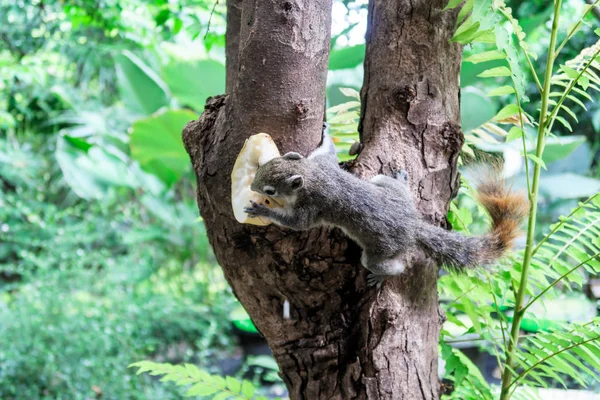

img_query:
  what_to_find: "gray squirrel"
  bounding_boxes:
[244,123,529,285]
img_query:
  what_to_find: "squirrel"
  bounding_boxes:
[244,123,529,285]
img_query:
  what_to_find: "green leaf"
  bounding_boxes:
[212,393,231,400]
[329,45,365,70]
[173,18,183,34]
[462,142,475,157]
[493,104,519,121]
[477,66,511,78]
[62,135,92,152]
[494,24,529,103]
[560,104,579,122]
[540,135,586,164]
[162,59,225,112]
[240,380,255,398]
[212,375,227,390]
[461,59,506,87]
[474,29,496,44]
[527,153,547,169]
[452,20,482,44]
[506,126,523,142]
[464,50,506,64]
[487,85,515,96]
[579,75,590,90]
[444,0,463,10]
[460,88,498,132]
[130,109,196,185]
[155,8,170,26]
[555,116,572,132]
[114,50,170,115]
[0,110,16,129]
[338,87,360,100]
[185,383,219,396]
[456,0,474,26]
[56,137,138,199]
[184,363,203,381]
[595,28,600,36]
[561,65,581,80]
[225,376,241,393]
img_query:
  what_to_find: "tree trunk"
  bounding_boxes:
[182,0,462,399]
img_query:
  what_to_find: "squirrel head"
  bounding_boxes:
[251,152,306,200]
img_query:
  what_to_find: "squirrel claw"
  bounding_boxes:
[367,273,385,289]
[244,201,267,218]
[393,169,409,183]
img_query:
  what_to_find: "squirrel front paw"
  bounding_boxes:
[244,201,270,218]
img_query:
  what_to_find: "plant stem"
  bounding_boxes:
[498,2,563,399]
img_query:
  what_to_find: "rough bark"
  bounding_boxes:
[183,0,462,398]
[225,0,242,93]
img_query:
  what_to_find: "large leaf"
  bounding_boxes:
[537,173,600,201]
[541,135,586,165]
[114,50,170,115]
[328,44,365,70]
[161,59,225,112]
[56,137,134,199]
[460,88,497,132]
[130,109,196,185]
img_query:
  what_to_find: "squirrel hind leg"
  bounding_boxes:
[365,257,406,288]
[362,252,406,288]
[367,273,386,288]
[365,254,406,274]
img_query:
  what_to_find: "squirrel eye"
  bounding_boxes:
[263,186,276,196]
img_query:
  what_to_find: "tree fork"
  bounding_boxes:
[183,0,462,398]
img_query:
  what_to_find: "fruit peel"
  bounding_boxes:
[231,133,281,225]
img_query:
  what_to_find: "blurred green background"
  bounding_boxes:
[1,0,600,399]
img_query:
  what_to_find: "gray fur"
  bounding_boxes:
[244,123,499,281]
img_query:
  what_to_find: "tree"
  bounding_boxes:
[183,1,462,398]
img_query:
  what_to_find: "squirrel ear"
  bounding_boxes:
[286,174,304,191]
[282,152,303,160]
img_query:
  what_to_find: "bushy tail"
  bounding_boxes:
[416,174,529,271]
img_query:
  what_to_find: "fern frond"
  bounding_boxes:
[128,361,266,399]
[521,194,600,299]
[325,93,360,161]
[548,39,600,127]
[509,320,600,394]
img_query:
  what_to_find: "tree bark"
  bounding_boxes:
[183,0,462,399]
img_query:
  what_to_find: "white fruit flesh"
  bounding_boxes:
[231,133,281,225]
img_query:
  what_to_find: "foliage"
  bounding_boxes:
[0,132,236,399]
[129,361,272,399]
[0,267,233,399]
[441,1,600,399]
[326,87,361,161]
